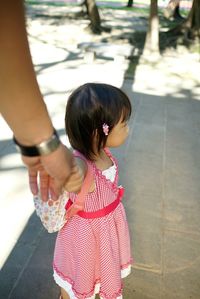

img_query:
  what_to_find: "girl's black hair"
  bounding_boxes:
[65,83,132,160]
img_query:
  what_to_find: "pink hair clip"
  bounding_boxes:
[102,123,109,136]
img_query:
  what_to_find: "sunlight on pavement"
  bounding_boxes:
[0,118,35,270]
[0,153,22,169]
[0,118,12,142]
[134,53,200,100]
[0,169,34,269]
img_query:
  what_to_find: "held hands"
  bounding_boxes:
[63,160,85,194]
[22,144,84,201]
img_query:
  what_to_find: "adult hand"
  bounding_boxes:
[22,143,73,201]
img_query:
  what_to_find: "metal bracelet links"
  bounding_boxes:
[13,129,61,157]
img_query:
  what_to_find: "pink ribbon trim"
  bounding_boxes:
[65,187,124,219]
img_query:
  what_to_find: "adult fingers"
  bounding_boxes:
[28,168,38,195]
[39,170,49,202]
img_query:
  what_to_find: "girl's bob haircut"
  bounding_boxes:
[65,82,132,160]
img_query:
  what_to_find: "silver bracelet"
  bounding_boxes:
[13,129,61,157]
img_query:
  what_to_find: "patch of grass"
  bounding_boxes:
[98,5,149,15]
[25,0,77,7]
[25,0,149,14]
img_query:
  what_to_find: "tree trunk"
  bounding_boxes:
[127,0,133,8]
[185,0,200,37]
[143,0,160,57]
[173,4,183,20]
[170,0,200,39]
[164,0,183,20]
[85,0,101,34]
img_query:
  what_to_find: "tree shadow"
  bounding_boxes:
[122,31,146,82]
[26,0,148,81]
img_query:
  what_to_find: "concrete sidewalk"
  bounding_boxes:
[1,5,200,299]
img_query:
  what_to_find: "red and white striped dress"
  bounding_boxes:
[53,149,133,299]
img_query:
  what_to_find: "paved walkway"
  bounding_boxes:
[0,5,200,299]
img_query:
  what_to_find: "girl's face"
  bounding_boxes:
[106,118,129,148]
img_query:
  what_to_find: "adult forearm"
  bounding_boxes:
[0,0,53,145]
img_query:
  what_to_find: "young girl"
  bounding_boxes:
[53,83,133,299]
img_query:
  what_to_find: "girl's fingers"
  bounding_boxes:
[64,166,84,193]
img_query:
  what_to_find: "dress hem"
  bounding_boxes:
[53,263,132,299]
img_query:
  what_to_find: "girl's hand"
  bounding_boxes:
[64,160,85,193]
